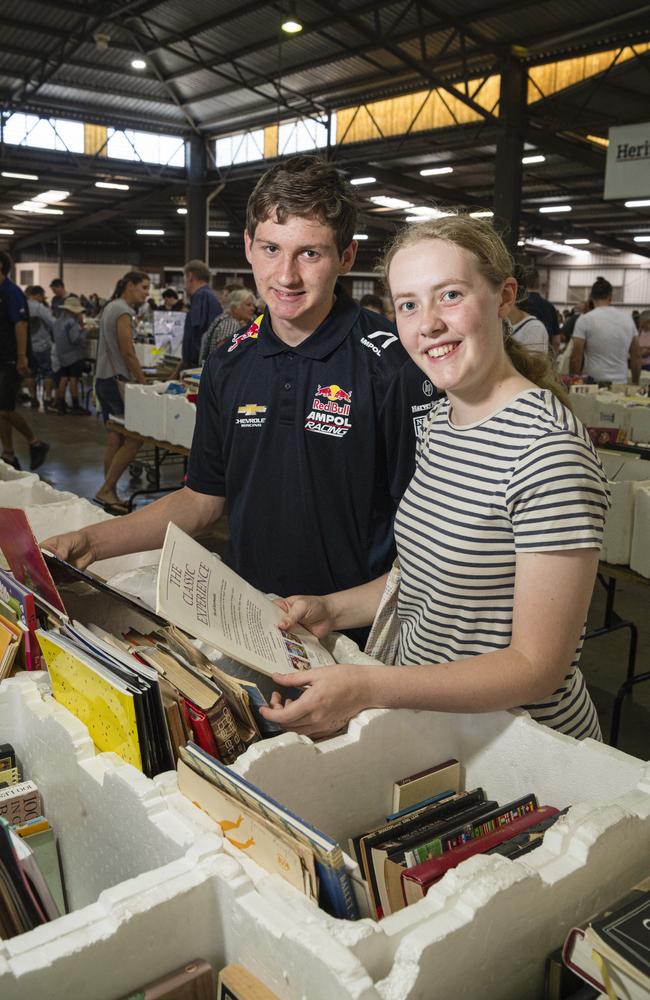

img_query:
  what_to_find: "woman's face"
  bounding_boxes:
[231,296,256,324]
[389,238,516,399]
[127,280,150,308]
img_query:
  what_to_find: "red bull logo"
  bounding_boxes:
[227,314,264,353]
[315,384,352,403]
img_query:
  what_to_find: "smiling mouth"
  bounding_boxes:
[272,288,304,299]
[425,342,461,360]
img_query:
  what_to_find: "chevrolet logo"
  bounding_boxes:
[237,404,267,415]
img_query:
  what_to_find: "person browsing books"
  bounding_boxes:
[259,215,609,741]
[43,157,435,624]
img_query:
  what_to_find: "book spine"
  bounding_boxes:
[314,851,359,921]
[402,806,560,894]
[207,697,247,765]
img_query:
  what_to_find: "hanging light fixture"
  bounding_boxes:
[281,2,302,33]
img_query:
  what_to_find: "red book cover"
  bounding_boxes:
[0,510,66,615]
[180,698,221,761]
[401,805,559,901]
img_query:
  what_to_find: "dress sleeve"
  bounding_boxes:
[506,431,610,551]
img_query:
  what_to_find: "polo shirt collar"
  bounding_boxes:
[257,284,360,359]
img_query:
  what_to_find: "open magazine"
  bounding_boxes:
[156,523,335,678]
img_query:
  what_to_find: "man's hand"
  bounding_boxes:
[16,355,30,377]
[259,663,372,739]
[41,530,96,570]
[275,594,336,639]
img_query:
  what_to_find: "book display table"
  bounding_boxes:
[1,672,648,1000]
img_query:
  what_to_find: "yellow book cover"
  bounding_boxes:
[37,630,143,771]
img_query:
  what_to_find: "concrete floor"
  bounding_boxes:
[15,398,650,763]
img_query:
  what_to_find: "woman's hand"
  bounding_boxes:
[274,594,336,638]
[260,663,372,739]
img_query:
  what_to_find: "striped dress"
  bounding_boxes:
[394,388,610,740]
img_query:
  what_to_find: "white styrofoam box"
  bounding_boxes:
[232,708,650,1000]
[124,382,168,439]
[0,471,76,508]
[568,392,599,427]
[629,404,650,444]
[164,393,196,448]
[617,458,650,482]
[596,448,638,480]
[600,480,635,564]
[0,674,380,1000]
[630,485,650,578]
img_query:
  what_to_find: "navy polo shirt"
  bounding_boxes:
[187,286,438,598]
[182,284,222,366]
[0,277,29,365]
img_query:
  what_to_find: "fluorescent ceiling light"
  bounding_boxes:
[539,204,572,213]
[470,210,494,218]
[625,199,650,208]
[36,190,69,203]
[565,238,589,245]
[13,201,63,214]
[370,195,414,209]
[0,228,15,235]
[526,237,589,257]
[408,206,454,218]
[522,154,545,164]
[176,207,188,215]
[586,134,609,147]
[634,235,650,243]
[2,171,39,181]
[207,230,230,237]
[131,58,147,69]
[419,166,453,176]
[136,228,164,235]
[350,176,376,186]
[95,181,130,191]
[353,233,368,240]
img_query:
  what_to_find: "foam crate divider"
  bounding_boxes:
[124,382,169,439]
[233,707,650,999]
[630,486,650,578]
[164,393,196,448]
[0,674,381,1000]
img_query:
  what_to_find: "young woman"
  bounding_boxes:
[94,271,149,512]
[261,216,609,741]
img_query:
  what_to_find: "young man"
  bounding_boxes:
[0,252,50,470]
[44,156,436,614]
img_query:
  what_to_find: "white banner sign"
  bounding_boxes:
[604,122,650,200]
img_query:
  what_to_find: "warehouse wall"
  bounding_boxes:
[16,262,134,299]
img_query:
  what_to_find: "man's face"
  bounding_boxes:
[244,213,356,331]
[52,283,65,297]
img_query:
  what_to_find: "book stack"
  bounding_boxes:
[0,742,67,939]
[563,876,650,999]
[177,742,365,920]
[348,757,562,918]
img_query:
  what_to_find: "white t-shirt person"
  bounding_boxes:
[511,316,549,354]
[572,306,637,383]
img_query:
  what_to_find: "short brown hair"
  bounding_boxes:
[184,259,211,283]
[246,155,358,254]
[382,214,569,407]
